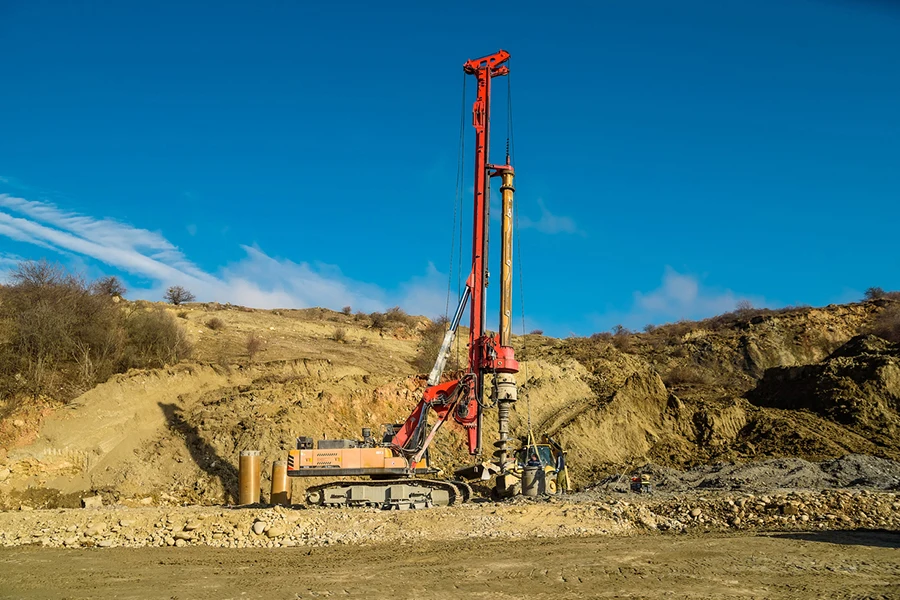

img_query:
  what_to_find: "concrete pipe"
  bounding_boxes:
[238,450,261,505]
[270,460,291,506]
[521,465,546,497]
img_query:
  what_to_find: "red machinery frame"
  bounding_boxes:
[390,50,518,466]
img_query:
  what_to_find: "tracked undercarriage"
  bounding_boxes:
[304,478,473,510]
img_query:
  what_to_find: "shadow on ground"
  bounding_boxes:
[770,529,900,549]
[158,402,239,502]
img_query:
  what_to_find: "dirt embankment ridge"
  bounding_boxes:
[0,298,899,508]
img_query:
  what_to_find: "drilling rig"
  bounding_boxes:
[285,50,521,508]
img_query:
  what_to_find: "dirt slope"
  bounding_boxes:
[1,298,899,507]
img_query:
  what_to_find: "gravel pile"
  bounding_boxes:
[592,454,900,493]
[0,488,897,549]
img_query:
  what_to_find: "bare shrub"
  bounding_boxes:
[91,275,126,298]
[871,307,900,343]
[245,332,263,361]
[663,364,713,386]
[164,285,195,305]
[529,329,544,336]
[206,317,226,331]
[332,327,347,343]
[370,312,387,331]
[341,305,352,315]
[865,287,886,301]
[413,316,453,373]
[0,260,124,398]
[611,324,634,353]
[177,311,189,319]
[122,307,192,369]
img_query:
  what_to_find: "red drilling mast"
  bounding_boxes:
[286,50,521,506]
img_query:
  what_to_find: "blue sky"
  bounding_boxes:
[1,0,898,336]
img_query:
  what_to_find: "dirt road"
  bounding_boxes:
[1,530,898,599]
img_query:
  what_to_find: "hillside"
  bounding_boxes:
[1,297,899,508]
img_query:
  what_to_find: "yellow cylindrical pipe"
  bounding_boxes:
[499,169,515,347]
[238,450,261,505]
[270,460,291,506]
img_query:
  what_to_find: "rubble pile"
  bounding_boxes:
[0,489,896,549]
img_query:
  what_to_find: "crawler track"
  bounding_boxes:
[304,478,474,509]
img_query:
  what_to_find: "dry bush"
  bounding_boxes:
[413,316,453,373]
[341,305,352,315]
[245,333,263,361]
[206,317,226,331]
[332,327,347,343]
[871,307,900,343]
[91,275,126,298]
[663,364,714,386]
[177,311,189,319]
[122,307,192,369]
[0,261,125,398]
[370,306,418,331]
[529,329,544,336]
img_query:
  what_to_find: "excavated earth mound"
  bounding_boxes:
[2,299,900,508]
[592,454,900,494]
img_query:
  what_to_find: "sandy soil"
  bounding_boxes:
[1,530,898,599]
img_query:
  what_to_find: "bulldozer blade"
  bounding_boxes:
[454,461,500,481]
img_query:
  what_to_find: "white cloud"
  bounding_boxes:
[518,198,582,235]
[0,193,450,317]
[592,267,764,331]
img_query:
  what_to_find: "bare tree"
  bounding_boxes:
[92,275,126,298]
[164,285,196,305]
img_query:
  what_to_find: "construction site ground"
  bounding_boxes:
[3,300,900,598]
[2,529,899,600]
[1,488,899,598]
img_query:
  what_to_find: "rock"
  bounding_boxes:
[175,539,187,547]
[97,540,115,548]
[66,525,78,533]
[12,419,25,428]
[63,537,80,547]
[731,517,742,526]
[0,468,10,482]
[266,526,286,539]
[173,531,193,541]
[19,505,33,511]
[139,497,154,506]
[84,523,107,537]
[119,520,135,528]
[184,521,202,531]
[781,504,800,516]
[81,495,103,509]
[252,521,267,535]
[690,508,702,518]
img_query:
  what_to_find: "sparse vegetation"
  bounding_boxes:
[91,275,127,298]
[864,287,900,302]
[414,316,453,372]
[332,327,347,343]
[206,317,226,331]
[369,306,418,332]
[341,306,352,315]
[529,329,544,336]
[663,364,714,386]
[121,307,193,369]
[871,307,900,343]
[164,286,196,306]
[245,332,263,361]
[0,260,193,402]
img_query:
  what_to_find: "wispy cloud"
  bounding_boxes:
[518,198,583,236]
[591,267,764,331]
[0,193,451,317]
